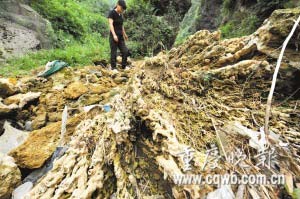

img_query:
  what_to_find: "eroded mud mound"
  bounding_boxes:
[0,8,300,199]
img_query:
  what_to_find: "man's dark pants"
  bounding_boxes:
[109,34,128,69]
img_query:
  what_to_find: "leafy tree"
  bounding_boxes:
[125,0,175,57]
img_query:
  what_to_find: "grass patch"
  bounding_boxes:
[0,34,109,77]
[0,0,112,77]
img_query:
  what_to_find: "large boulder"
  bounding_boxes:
[0,91,41,117]
[3,92,41,108]
[0,100,18,116]
[255,7,300,68]
[9,114,84,169]
[64,81,89,99]
[0,78,17,98]
[0,0,55,61]
[0,154,21,199]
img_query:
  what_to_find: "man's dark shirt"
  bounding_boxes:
[108,9,123,36]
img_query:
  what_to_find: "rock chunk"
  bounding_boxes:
[0,154,21,199]
[9,114,84,169]
[64,82,88,99]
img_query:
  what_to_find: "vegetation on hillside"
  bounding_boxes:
[176,0,300,43]
[1,0,111,76]
[175,0,201,45]
[1,0,186,75]
[0,36,109,76]
[29,0,110,45]
[1,0,300,76]
[125,0,175,57]
[220,0,300,38]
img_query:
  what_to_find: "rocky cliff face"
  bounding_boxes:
[150,0,192,17]
[0,0,55,62]
[195,0,223,31]
[176,0,300,42]
[175,0,223,44]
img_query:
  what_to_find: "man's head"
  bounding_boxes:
[116,0,127,13]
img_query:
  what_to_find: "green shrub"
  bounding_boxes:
[125,0,175,57]
[0,0,112,76]
[220,13,260,38]
[219,22,234,38]
[222,0,236,16]
[30,0,86,38]
[30,0,109,41]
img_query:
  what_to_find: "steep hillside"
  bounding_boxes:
[0,7,299,199]
[0,0,190,74]
[0,0,55,62]
[124,0,192,57]
[176,0,300,43]
[0,0,111,76]
[3,0,299,75]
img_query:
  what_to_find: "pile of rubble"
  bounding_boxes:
[0,65,131,197]
[0,8,299,199]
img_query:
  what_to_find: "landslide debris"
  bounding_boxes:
[0,8,299,199]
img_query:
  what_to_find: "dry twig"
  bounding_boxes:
[264,15,300,137]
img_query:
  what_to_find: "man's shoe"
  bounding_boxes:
[121,65,132,70]
[111,69,119,74]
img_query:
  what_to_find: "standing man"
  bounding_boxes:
[108,0,129,70]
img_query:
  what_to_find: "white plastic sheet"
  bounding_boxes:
[0,121,29,154]
[12,182,33,199]
[207,185,235,199]
[59,105,68,147]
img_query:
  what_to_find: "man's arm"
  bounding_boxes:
[122,26,128,41]
[108,18,118,42]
